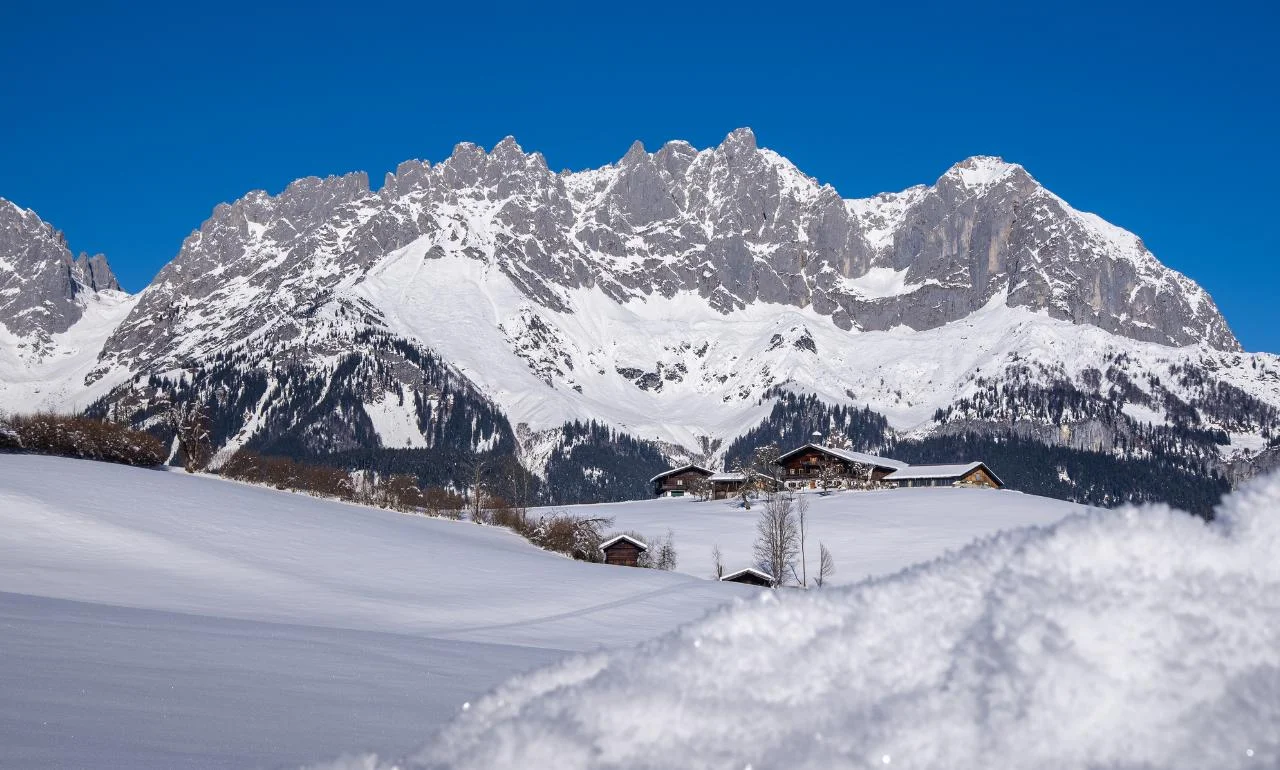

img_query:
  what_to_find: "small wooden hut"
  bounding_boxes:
[720,567,775,587]
[599,534,648,567]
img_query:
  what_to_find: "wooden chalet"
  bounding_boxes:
[774,436,908,490]
[883,462,1003,489]
[720,567,775,587]
[599,534,648,567]
[650,464,713,497]
[707,470,782,500]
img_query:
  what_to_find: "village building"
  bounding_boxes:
[708,470,782,500]
[599,534,648,567]
[774,434,908,490]
[882,462,1003,489]
[720,567,775,587]
[649,464,713,497]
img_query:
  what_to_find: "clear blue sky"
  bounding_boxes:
[3,1,1276,351]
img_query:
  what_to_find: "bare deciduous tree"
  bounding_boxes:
[817,459,841,495]
[816,542,836,587]
[711,543,725,579]
[795,491,809,587]
[460,455,493,522]
[172,401,213,473]
[688,474,712,502]
[753,490,799,587]
[652,529,678,571]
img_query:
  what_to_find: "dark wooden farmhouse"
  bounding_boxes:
[774,438,907,490]
[883,462,1003,489]
[599,534,648,567]
[650,464,713,497]
[708,470,782,500]
[720,567,775,587]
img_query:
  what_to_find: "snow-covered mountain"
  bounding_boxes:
[2,130,1278,505]
[0,199,136,412]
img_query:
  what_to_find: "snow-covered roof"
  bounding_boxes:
[649,464,713,484]
[721,567,774,583]
[883,462,1002,485]
[708,472,746,483]
[599,534,648,552]
[775,443,908,470]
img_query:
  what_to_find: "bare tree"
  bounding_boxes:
[711,543,725,579]
[816,542,836,587]
[688,474,712,502]
[795,491,809,587]
[732,458,754,510]
[750,443,780,478]
[653,530,678,571]
[752,490,798,587]
[460,455,493,522]
[817,459,841,495]
[173,401,212,473]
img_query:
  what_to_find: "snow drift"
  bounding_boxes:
[386,473,1280,770]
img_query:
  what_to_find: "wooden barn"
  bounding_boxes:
[720,567,775,587]
[599,534,648,567]
[882,462,1004,489]
[650,464,713,497]
[708,470,782,500]
[774,438,907,490]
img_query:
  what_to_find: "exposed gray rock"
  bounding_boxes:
[0,199,122,340]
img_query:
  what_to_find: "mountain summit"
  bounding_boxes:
[2,131,1276,507]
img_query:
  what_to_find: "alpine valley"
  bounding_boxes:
[3,128,1278,513]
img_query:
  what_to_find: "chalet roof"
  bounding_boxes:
[883,461,1003,485]
[708,470,780,483]
[648,464,713,484]
[774,443,908,471]
[599,534,649,552]
[708,472,745,483]
[721,567,774,583]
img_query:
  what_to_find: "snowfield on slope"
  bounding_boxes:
[0,454,1093,768]
[405,474,1280,770]
[0,455,751,768]
[535,487,1085,585]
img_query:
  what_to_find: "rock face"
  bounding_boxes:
[0,199,121,340]
[3,130,1275,504]
[98,128,1236,375]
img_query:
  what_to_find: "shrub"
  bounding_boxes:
[0,412,164,467]
[528,510,612,561]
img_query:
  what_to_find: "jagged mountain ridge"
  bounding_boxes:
[2,131,1278,506]
[0,199,134,412]
[0,200,121,340]
[97,127,1234,377]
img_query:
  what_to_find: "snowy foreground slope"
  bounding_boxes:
[0,455,1090,768]
[0,455,751,768]
[388,476,1280,770]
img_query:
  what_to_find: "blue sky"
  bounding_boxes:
[3,1,1276,350]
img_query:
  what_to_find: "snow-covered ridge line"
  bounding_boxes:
[3,129,1272,491]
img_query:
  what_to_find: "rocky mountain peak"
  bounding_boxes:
[719,126,758,154]
[0,198,124,341]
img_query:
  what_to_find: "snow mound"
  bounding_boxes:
[403,473,1280,770]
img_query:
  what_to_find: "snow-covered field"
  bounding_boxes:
[0,455,1094,768]
[0,455,754,768]
[9,455,1269,770]
[418,475,1280,770]
[542,488,1085,585]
